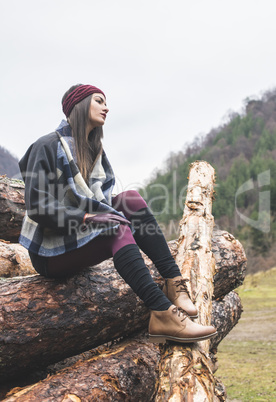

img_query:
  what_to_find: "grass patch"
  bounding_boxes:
[237,267,276,311]
[216,268,276,401]
[217,341,276,401]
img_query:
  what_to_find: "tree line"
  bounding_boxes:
[141,88,276,273]
[0,146,20,178]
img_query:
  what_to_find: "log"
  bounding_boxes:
[155,161,217,401]
[0,230,245,383]
[38,291,243,375]
[0,228,246,286]
[2,292,242,401]
[0,176,25,242]
[0,241,36,278]
[210,291,243,353]
[212,230,246,300]
[2,336,160,402]
[0,260,149,383]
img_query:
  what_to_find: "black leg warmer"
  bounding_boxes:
[130,208,181,279]
[113,244,172,311]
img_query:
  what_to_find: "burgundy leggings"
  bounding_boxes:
[47,190,147,278]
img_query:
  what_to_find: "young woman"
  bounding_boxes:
[19,84,217,344]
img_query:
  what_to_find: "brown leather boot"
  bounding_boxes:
[163,276,198,318]
[148,305,217,343]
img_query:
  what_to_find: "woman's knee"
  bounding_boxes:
[112,190,147,218]
[111,224,136,255]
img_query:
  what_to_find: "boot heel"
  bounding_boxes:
[148,334,167,344]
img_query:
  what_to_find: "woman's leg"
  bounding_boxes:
[47,223,172,311]
[47,222,137,278]
[113,241,171,311]
[47,234,114,278]
[112,190,181,278]
[112,191,198,317]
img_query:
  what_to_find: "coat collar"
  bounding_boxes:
[56,119,72,137]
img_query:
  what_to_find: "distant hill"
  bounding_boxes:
[141,88,276,274]
[0,146,20,178]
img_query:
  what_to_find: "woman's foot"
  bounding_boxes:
[148,305,217,344]
[163,276,198,318]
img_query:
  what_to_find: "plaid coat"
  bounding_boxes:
[19,120,123,257]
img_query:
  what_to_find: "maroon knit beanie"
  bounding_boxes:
[62,84,106,117]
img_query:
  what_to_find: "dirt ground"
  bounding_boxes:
[226,307,276,342]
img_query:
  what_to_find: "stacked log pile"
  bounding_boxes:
[0,170,246,401]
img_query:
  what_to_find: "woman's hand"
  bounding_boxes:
[84,213,131,225]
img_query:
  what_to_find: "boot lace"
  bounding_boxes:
[171,306,189,322]
[173,278,191,298]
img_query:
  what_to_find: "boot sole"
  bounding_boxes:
[148,331,217,344]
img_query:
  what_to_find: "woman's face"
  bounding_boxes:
[87,93,109,131]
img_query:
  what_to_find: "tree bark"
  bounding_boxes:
[2,336,160,402]
[0,177,25,243]
[212,230,246,300]
[2,291,242,402]
[0,260,150,383]
[210,291,243,353]
[165,231,246,301]
[0,241,36,277]
[155,161,217,401]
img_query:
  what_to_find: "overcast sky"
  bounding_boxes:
[1,0,276,190]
